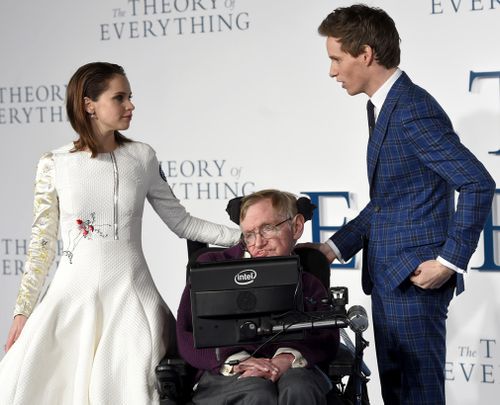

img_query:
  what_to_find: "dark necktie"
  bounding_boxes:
[366,99,375,136]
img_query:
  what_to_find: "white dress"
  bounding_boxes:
[0,141,240,405]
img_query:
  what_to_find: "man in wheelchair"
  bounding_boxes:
[176,189,341,404]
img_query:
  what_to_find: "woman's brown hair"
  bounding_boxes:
[66,62,132,158]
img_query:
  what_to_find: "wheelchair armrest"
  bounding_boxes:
[155,356,192,405]
[328,340,371,380]
[328,342,355,380]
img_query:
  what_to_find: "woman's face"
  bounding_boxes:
[85,74,135,136]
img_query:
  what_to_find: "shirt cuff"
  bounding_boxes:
[273,347,307,368]
[437,256,465,274]
[220,351,250,376]
[325,240,344,263]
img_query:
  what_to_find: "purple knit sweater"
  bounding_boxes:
[176,244,339,376]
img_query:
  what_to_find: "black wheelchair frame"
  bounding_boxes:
[155,241,371,405]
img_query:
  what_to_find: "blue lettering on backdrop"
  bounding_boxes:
[301,191,355,269]
[431,0,500,14]
[128,0,218,15]
[159,159,255,200]
[0,85,67,125]
[469,70,500,155]
[467,70,500,271]
[0,239,63,277]
[472,189,500,271]
[468,70,500,91]
[445,338,498,383]
[100,0,250,40]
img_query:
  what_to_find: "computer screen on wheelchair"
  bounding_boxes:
[189,255,306,348]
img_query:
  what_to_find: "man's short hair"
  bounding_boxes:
[240,189,298,223]
[318,4,400,69]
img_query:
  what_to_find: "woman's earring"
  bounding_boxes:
[89,111,96,119]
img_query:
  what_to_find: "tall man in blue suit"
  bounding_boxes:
[313,4,496,405]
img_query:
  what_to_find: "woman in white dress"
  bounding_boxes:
[0,62,241,405]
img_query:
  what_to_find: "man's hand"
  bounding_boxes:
[410,260,454,289]
[268,353,294,382]
[233,354,295,381]
[296,242,337,263]
[5,314,27,352]
[234,357,280,379]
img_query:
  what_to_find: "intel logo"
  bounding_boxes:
[234,269,257,285]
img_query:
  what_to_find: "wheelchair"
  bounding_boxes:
[156,240,371,405]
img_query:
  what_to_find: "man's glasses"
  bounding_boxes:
[241,218,292,247]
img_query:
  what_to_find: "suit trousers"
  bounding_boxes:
[371,281,454,405]
[190,367,332,405]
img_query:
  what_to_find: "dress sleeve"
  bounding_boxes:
[145,148,241,246]
[14,153,60,318]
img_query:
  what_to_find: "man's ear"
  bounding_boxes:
[292,214,305,241]
[362,44,375,66]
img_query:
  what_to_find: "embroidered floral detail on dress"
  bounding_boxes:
[62,213,110,264]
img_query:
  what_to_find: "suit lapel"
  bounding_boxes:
[367,72,412,187]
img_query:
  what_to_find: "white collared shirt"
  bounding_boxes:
[369,68,402,122]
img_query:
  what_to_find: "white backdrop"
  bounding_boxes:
[1,1,499,404]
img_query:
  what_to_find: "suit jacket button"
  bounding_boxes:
[374,205,380,212]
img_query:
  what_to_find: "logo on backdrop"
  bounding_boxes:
[446,338,498,384]
[160,158,255,200]
[0,84,67,125]
[100,0,250,41]
[431,0,500,14]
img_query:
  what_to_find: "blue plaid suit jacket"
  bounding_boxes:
[331,72,495,295]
